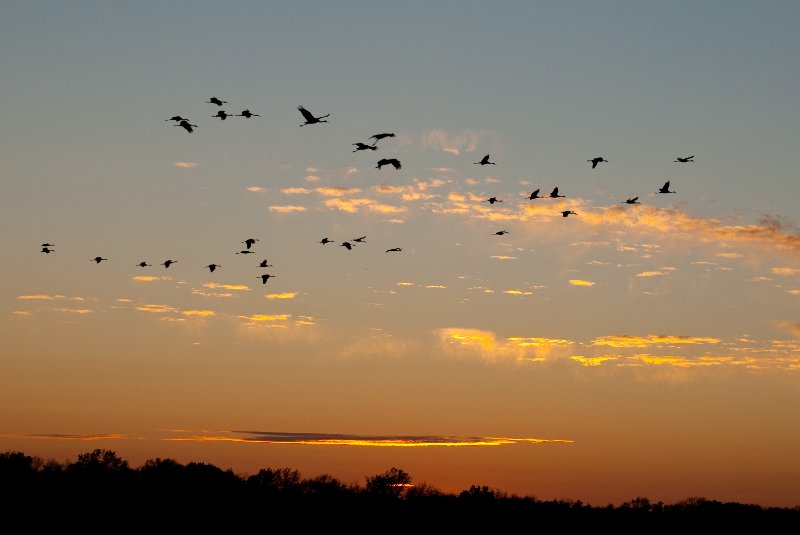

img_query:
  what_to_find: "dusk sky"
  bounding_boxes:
[2,1,799,506]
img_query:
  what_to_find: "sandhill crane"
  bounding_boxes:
[236,109,260,118]
[340,241,354,250]
[207,97,227,106]
[528,189,541,200]
[376,158,401,170]
[166,116,189,122]
[161,260,178,268]
[298,105,329,126]
[353,142,378,152]
[91,257,108,263]
[206,264,221,272]
[474,154,496,165]
[561,210,577,218]
[494,230,509,235]
[41,243,55,247]
[258,259,273,268]
[549,187,565,198]
[386,247,402,252]
[588,157,608,169]
[657,181,676,194]
[213,110,232,120]
[674,155,694,163]
[236,250,255,255]
[41,247,54,254]
[136,261,151,268]
[370,133,395,143]
[484,197,502,204]
[353,236,367,243]
[319,238,334,245]
[243,238,259,249]
[258,274,276,284]
[175,120,197,133]
[622,197,641,204]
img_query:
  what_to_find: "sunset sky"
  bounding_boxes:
[2,1,799,506]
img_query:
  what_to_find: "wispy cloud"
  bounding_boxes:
[136,304,177,313]
[591,335,722,348]
[636,271,664,278]
[182,310,216,317]
[771,267,800,276]
[269,205,307,213]
[247,186,266,193]
[716,252,743,259]
[570,355,622,367]
[776,321,800,337]
[203,283,250,291]
[132,275,162,282]
[3,433,127,441]
[569,279,595,286]
[316,186,362,197]
[17,294,88,301]
[12,311,32,317]
[239,314,291,322]
[421,129,498,156]
[491,255,516,261]
[265,292,297,299]
[174,161,199,168]
[51,308,93,314]
[503,289,533,296]
[281,187,311,195]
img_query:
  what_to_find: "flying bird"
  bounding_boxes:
[340,242,354,250]
[588,157,608,169]
[207,97,227,106]
[319,238,334,245]
[561,210,577,218]
[352,236,367,243]
[258,274,276,284]
[657,181,676,194]
[528,189,541,200]
[165,116,189,122]
[236,250,255,255]
[298,105,329,126]
[206,264,221,272]
[175,120,197,133]
[243,238,259,249]
[385,248,402,252]
[549,187,565,198]
[376,158,401,170]
[41,247,54,254]
[136,261,151,268]
[258,259,273,268]
[494,230,509,235]
[91,257,108,263]
[369,133,395,143]
[484,197,502,204]
[622,197,641,204]
[353,142,378,152]
[236,109,260,118]
[674,155,694,163]
[212,110,232,120]
[474,154,496,165]
[161,260,178,268]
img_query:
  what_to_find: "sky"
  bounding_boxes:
[1,1,799,506]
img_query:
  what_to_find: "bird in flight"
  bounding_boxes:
[370,133,395,143]
[528,189,541,200]
[206,264,221,272]
[352,236,367,243]
[136,261,151,268]
[561,210,578,218]
[161,260,178,268]
[175,120,197,133]
[243,238,259,249]
[207,97,227,106]
[657,181,676,194]
[484,197,502,204]
[674,155,694,163]
[236,109,260,118]
[91,257,108,263]
[340,242,354,250]
[474,154,496,166]
[622,197,641,204]
[236,250,255,255]
[212,110,232,120]
[41,243,55,247]
[353,142,378,152]
[588,157,608,169]
[41,247,54,254]
[319,238,334,245]
[376,158,401,170]
[494,230,509,235]
[258,274,276,284]
[386,247,402,252]
[165,116,189,122]
[258,259,273,268]
[298,105,330,126]
[549,187,565,198]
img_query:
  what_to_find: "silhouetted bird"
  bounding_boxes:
[340,242,354,250]
[561,210,577,218]
[353,236,367,243]
[484,197,502,204]
[494,230,509,235]
[386,248,402,252]
[376,158,401,170]
[370,133,395,143]
[91,257,108,263]
[136,261,151,267]
[657,181,676,194]
[207,97,227,106]
[674,155,694,163]
[166,116,189,122]
[353,142,378,152]
[528,189,541,200]
[213,110,232,120]
[319,238,333,245]
[258,274,276,284]
[549,187,565,198]
[175,120,197,133]
[622,197,641,204]
[236,109,260,118]
[298,105,329,126]
[474,154,496,165]
[206,264,221,272]
[161,260,178,268]
[258,259,273,268]
[588,157,608,169]
[236,250,255,255]
[41,247,54,254]
[243,238,259,249]
[41,243,55,247]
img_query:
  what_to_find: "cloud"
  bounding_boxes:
[174,161,199,168]
[776,321,800,337]
[372,183,437,201]
[771,267,800,276]
[115,298,132,303]
[324,198,374,213]
[166,429,573,447]
[425,285,447,289]
[270,205,307,213]
[636,271,664,277]
[369,203,407,214]
[17,294,87,301]
[716,252,743,259]
[265,292,297,299]
[281,187,311,195]
[421,129,497,155]
[436,328,498,358]
[315,186,362,197]
[136,304,177,313]
[397,282,414,286]
[384,218,405,224]
[3,433,127,441]
[239,314,291,322]
[591,335,722,348]
[182,310,216,317]
[787,290,800,295]
[570,355,621,367]
[247,186,266,193]
[569,279,596,286]
[503,289,533,296]
[132,276,161,282]
[12,311,32,317]
[305,175,320,182]
[491,256,517,261]
[203,283,251,291]
[51,308,93,314]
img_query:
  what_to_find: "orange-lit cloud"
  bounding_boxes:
[716,252,743,259]
[324,197,374,213]
[281,187,311,195]
[368,203,407,214]
[132,275,161,282]
[166,429,573,447]
[136,304,177,313]
[636,271,665,278]
[771,267,800,276]
[315,186,362,197]
[503,289,533,296]
[12,311,32,317]
[628,354,735,368]
[174,161,199,168]
[787,290,800,296]
[421,129,497,156]
[425,284,447,289]
[203,283,251,291]
[269,205,307,213]
[182,310,216,317]
[17,294,88,301]
[591,335,722,348]
[570,355,622,366]
[491,255,516,260]
[247,186,266,193]
[51,308,93,314]
[569,279,595,286]
[437,327,498,355]
[239,314,291,322]
[3,433,128,441]
[397,282,414,286]
[265,292,297,299]
[776,321,800,337]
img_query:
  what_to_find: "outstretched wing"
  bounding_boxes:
[298,106,315,122]
[391,159,402,169]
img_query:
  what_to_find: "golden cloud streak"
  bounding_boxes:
[316,186,362,197]
[281,187,311,195]
[247,186,265,193]
[491,255,516,260]
[636,271,664,277]
[503,289,533,296]
[17,294,87,301]
[174,161,199,168]
[571,355,621,366]
[239,314,291,322]
[324,198,373,213]
[265,292,297,299]
[3,433,128,441]
[592,335,722,348]
[182,310,216,317]
[133,275,161,282]
[136,304,177,313]
[270,205,307,213]
[569,279,595,286]
[203,282,251,291]
[51,308,94,314]
[771,267,800,276]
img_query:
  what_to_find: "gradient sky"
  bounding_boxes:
[2,1,799,506]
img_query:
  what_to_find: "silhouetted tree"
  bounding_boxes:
[364,467,411,498]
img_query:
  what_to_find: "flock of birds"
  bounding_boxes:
[39,97,695,289]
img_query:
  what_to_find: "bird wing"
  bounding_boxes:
[298,106,314,121]
[632,197,639,202]
[392,160,401,169]
[551,187,559,196]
